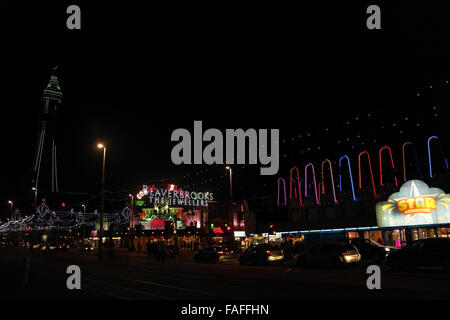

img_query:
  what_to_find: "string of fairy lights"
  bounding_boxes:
[0,203,131,233]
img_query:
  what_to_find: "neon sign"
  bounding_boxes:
[136,184,213,207]
[212,227,223,234]
[397,196,437,215]
[150,219,166,230]
[376,180,450,227]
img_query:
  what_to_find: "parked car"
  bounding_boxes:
[194,246,219,263]
[217,246,239,264]
[239,244,284,265]
[32,243,43,249]
[347,238,397,263]
[294,242,361,268]
[386,238,450,271]
[57,243,71,252]
[40,243,57,254]
[79,243,94,253]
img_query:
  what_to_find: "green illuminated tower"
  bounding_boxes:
[32,66,63,194]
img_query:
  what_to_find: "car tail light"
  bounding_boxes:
[266,250,272,255]
[230,251,234,254]
[342,252,347,256]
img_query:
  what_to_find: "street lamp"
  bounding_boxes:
[97,143,106,259]
[8,201,13,220]
[226,166,232,202]
[32,187,38,208]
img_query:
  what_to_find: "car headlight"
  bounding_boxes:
[384,248,390,252]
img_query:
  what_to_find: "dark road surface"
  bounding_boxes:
[1,248,449,300]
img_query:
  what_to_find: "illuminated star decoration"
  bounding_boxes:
[376,180,450,227]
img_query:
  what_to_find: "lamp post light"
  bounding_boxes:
[97,143,106,259]
[8,201,13,220]
[225,166,233,202]
[32,187,38,208]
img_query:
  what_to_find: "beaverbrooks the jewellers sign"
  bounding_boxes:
[136,184,213,207]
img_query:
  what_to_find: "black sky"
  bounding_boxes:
[1,2,449,217]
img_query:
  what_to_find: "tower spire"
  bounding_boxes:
[32,67,63,196]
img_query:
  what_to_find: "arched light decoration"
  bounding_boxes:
[304,163,320,205]
[277,177,287,207]
[427,136,449,178]
[339,155,357,202]
[289,167,303,207]
[320,159,338,204]
[379,145,398,188]
[358,150,377,198]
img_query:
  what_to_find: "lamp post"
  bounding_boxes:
[226,166,233,202]
[97,143,106,259]
[8,201,13,220]
[32,187,38,208]
[128,194,134,228]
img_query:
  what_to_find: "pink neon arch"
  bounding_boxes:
[358,150,377,198]
[277,177,287,206]
[379,145,398,187]
[304,163,320,205]
[289,167,303,207]
[321,159,338,204]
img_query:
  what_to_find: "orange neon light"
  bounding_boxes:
[379,145,398,187]
[289,167,303,207]
[358,150,377,198]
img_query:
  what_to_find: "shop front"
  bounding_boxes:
[264,180,450,248]
[374,179,450,247]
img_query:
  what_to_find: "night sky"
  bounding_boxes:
[1,2,449,218]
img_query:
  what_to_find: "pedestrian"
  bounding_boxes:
[162,242,167,263]
[283,236,294,269]
[155,242,161,262]
[146,241,151,259]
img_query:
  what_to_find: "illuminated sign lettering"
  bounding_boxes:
[212,227,223,234]
[397,196,437,215]
[136,184,213,207]
[150,219,166,230]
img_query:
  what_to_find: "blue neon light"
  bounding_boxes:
[339,155,357,202]
[427,136,438,177]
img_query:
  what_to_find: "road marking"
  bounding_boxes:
[83,282,132,300]
[122,277,242,299]
[129,266,254,284]
[85,277,173,300]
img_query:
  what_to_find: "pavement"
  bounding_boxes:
[0,247,450,300]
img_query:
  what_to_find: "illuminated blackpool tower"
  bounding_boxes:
[32,67,63,195]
